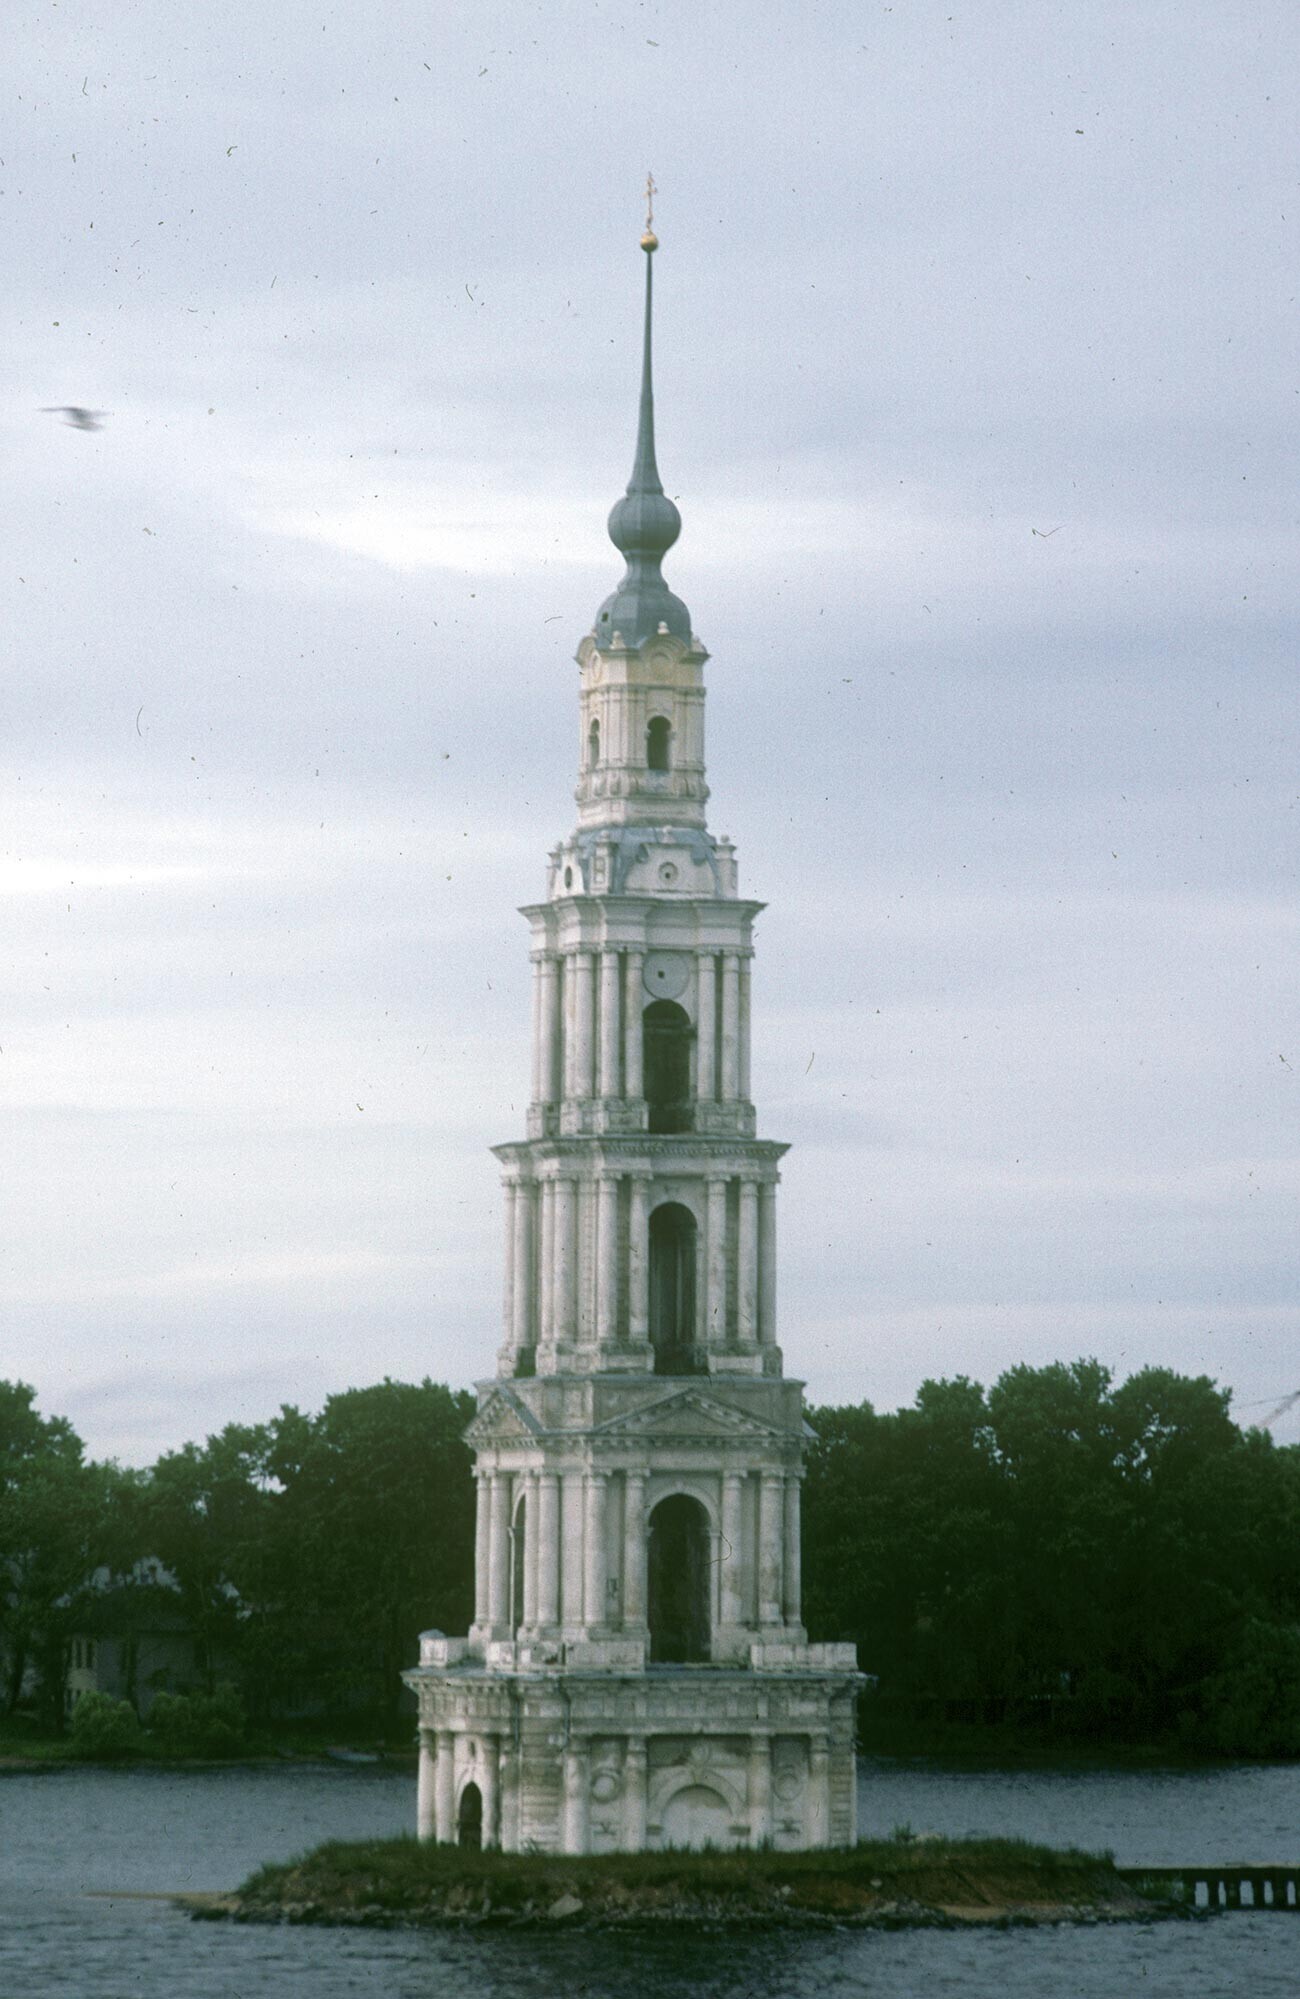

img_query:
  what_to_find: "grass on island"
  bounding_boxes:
[230,1830,1167,1926]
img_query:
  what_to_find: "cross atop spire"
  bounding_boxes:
[641,172,658,250]
[594,193,691,651]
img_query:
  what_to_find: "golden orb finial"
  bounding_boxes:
[641,171,658,251]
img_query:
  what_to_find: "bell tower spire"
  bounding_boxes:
[579,204,710,837]
[594,197,692,657]
[405,204,862,1858]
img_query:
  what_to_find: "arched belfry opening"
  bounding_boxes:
[646,714,672,771]
[588,717,600,767]
[648,1494,711,1663]
[511,1495,527,1630]
[457,1781,483,1849]
[644,999,693,1133]
[648,1202,700,1374]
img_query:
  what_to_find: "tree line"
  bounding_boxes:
[2,1362,1297,1754]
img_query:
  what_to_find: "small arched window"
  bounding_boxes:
[646,715,672,772]
[588,717,600,767]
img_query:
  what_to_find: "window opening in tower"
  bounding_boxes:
[648,1201,701,1374]
[643,999,693,1133]
[648,1494,711,1662]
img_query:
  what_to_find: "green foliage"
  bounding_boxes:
[4,1364,1297,1759]
[0,1382,121,1726]
[806,1361,1300,1754]
[69,1691,142,1760]
[150,1683,248,1756]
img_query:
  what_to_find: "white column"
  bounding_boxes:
[628,1175,650,1345]
[480,1734,500,1849]
[530,955,544,1104]
[473,1473,491,1627]
[720,951,740,1100]
[554,1176,576,1342]
[596,1174,619,1343]
[488,1472,511,1629]
[758,1471,784,1627]
[573,948,595,1099]
[748,1734,772,1846]
[625,950,644,1098]
[583,1471,607,1627]
[738,953,753,1101]
[561,1472,585,1625]
[511,1182,531,1351]
[696,951,717,1101]
[575,1177,594,1342]
[434,1729,456,1842]
[622,1736,648,1850]
[737,1179,758,1346]
[720,1469,744,1628]
[562,952,577,1098]
[417,1728,436,1841]
[537,1471,560,1627]
[501,1180,517,1343]
[539,1179,556,1348]
[783,1474,802,1626]
[540,956,560,1105]
[523,1472,539,1627]
[598,948,621,1097]
[562,1741,589,1854]
[622,1470,647,1628]
[705,1176,728,1344]
[758,1183,778,1346]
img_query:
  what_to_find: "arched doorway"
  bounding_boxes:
[649,1203,700,1374]
[511,1496,527,1630]
[644,999,693,1132]
[457,1781,483,1849]
[648,1494,711,1662]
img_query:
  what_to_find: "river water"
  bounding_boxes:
[2,1758,1296,1997]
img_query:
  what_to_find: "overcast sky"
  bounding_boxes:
[5,0,1297,1466]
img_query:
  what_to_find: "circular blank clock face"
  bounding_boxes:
[642,950,690,1000]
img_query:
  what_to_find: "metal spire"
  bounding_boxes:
[596,180,691,649]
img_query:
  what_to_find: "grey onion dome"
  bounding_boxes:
[594,235,693,649]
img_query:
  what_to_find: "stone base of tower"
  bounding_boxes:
[404,1641,861,1854]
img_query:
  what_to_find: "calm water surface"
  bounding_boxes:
[2,1759,1296,1998]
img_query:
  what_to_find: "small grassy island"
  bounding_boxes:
[194,1834,1194,1931]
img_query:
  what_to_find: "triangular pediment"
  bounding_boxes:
[594,1387,782,1444]
[463,1387,541,1445]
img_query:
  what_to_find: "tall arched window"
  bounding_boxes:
[511,1495,527,1630]
[648,1494,711,1662]
[649,1201,700,1374]
[588,717,600,767]
[644,999,693,1133]
[646,715,672,771]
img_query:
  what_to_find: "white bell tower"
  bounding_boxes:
[405,206,861,1856]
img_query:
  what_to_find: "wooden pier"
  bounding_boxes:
[1117,1865,1300,1911]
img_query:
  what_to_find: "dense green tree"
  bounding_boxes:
[256,1379,475,1722]
[0,1383,118,1724]
[806,1360,1300,1751]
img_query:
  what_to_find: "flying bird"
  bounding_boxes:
[41,406,108,430]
